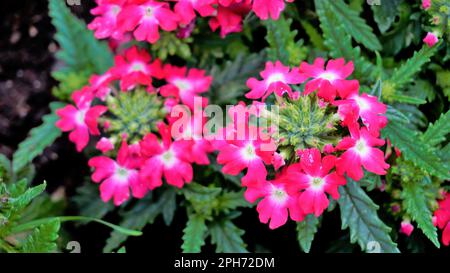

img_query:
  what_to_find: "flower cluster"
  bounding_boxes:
[215,58,390,229]
[56,45,213,206]
[434,193,450,246]
[88,0,294,43]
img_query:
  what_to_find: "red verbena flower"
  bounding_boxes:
[283,148,346,217]
[300,58,357,102]
[88,0,127,40]
[335,126,390,181]
[139,123,193,189]
[252,0,293,20]
[423,32,438,47]
[88,140,147,206]
[56,87,107,152]
[434,193,450,246]
[245,61,305,101]
[118,0,179,44]
[209,0,252,37]
[173,0,216,25]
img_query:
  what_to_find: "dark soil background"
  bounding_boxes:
[0,0,447,254]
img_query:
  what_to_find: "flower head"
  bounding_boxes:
[434,193,450,246]
[423,32,438,47]
[400,220,414,237]
[88,140,147,206]
[335,126,389,181]
[252,0,293,20]
[246,61,306,101]
[422,0,431,10]
[56,87,107,152]
[88,0,127,40]
[173,0,216,25]
[300,58,357,102]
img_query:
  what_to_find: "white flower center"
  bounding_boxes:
[310,177,325,190]
[114,166,129,183]
[354,96,370,111]
[145,7,154,17]
[131,62,145,72]
[111,5,121,16]
[174,79,192,92]
[270,186,288,204]
[319,72,337,82]
[241,143,257,161]
[160,150,176,167]
[266,73,285,86]
[354,139,368,156]
[75,110,86,125]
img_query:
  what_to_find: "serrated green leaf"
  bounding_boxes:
[338,180,399,253]
[401,180,440,247]
[73,182,115,220]
[382,122,449,179]
[389,93,427,105]
[162,188,177,226]
[386,105,410,124]
[371,0,402,33]
[210,219,248,253]
[421,110,450,147]
[10,182,46,213]
[300,20,326,51]
[296,214,319,253]
[48,0,113,74]
[182,213,207,253]
[359,172,383,192]
[263,15,307,65]
[323,0,382,51]
[216,191,251,213]
[12,102,65,173]
[20,218,60,253]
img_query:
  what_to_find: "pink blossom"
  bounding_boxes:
[246,61,306,101]
[299,58,357,102]
[335,126,390,181]
[209,1,252,37]
[56,87,107,152]
[400,220,414,237]
[173,0,216,25]
[244,176,305,229]
[88,0,127,40]
[117,0,179,44]
[334,82,387,136]
[434,193,450,246]
[88,140,147,206]
[139,123,193,189]
[96,137,115,153]
[423,32,438,47]
[283,148,346,217]
[252,0,293,20]
[110,46,163,91]
[89,71,115,100]
[422,0,431,10]
[160,64,212,109]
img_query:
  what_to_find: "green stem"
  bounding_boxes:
[0,239,17,253]
[11,216,142,236]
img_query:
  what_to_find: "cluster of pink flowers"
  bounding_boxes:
[214,58,390,229]
[434,193,450,246]
[56,45,213,206]
[88,0,294,42]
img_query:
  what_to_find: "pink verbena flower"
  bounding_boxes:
[88,0,127,40]
[334,81,387,136]
[96,137,115,153]
[283,148,346,217]
[335,126,390,181]
[56,87,107,152]
[89,71,116,100]
[160,64,212,109]
[252,0,293,20]
[422,0,431,10]
[118,0,179,44]
[434,193,450,246]
[244,175,304,229]
[111,45,163,91]
[245,61,306,101]
[400,220,414,237]
[299,58,357,102]
[209,0,252,37]
[423,32,438,47]
[139,123,193,189]
[88,140,147,206]
[173,0,216,25]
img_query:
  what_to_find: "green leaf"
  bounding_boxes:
[12,102,65,174]
[0,154,12,182]
[359,172,383,192]
[386,105,410,124]
[182,213,207,253]
[162,188,177,226]
[371,0,402,33]
[322,0,382,51]
[389,93,427,105]
[338,180,399,253]
[387,45,439,91]
[103,189,173,252]
[300,20,326,51]
[51,70,91,101]
[10,181,46,213]
[210,219,248,253]
[216,191,251,213]
[296,214,320,253]
[48,0,113,74]
[263,15,307,65]
[20,218,60,253]
[421,110,450,147]
[73,182,115,220]
[315,0,376,80]
[209,52,266,105]
[401,180,440,247]
[382,122,450,179]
